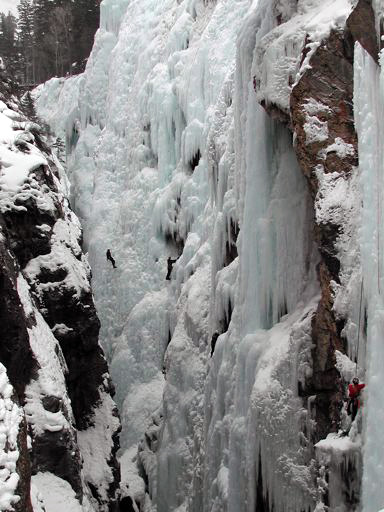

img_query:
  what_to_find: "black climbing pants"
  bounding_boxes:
[108,256,116,268]
[347,398,359,421]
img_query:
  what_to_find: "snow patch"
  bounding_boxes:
[304,116,329,145]
[32,472,94,512]
[77,391,120,504]
[0,364,22,511]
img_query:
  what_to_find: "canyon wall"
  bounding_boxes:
[34,0,384,510]
[0,71,120,511]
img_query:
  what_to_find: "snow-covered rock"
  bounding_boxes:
[0,71,120,510]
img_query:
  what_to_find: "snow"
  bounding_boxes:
[316,433,359,454]
[304,116,329,145]
[314,166,357,227]
[318,137,355,160]
[77,390,120,504]
[0,364,22,512]
[335,350,361,384]
[32,473,94,512]
[16,274,72,436]
[251,0,354,111]
[0,101,47,195]
[25,216,91,300]
[120,446,146,508]
[0,149,46,192]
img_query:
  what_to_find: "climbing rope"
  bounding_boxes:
[356,278,364,372]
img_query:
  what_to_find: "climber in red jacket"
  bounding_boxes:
[347,377,365,421]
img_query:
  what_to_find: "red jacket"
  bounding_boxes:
[348,383,365,399]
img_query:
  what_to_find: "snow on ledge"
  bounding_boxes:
[253,0,354,111]
[315,432,360,456]
[0,102,47,192]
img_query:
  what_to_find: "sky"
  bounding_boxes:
[0,0,19,15]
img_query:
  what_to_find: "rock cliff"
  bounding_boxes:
[0,70,120,511]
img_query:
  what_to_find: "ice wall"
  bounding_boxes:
[34,0,384,510]
[35,1,254,507]
[354,43,384,512]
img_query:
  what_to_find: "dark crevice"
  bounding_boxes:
[278,297,288,320]
[119,496,139,512]
[224,219,239,267]
[210,331,220,356]
[256,453,273,512]
[188,149,201,173]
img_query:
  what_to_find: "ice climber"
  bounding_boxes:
[347,377,365,421]
[166,256,177,280]
[106,249,117,269]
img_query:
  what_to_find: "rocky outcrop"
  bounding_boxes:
[0,70,121,510]
[15,416,33,512]
[290,25,357,439]
[290,0,378,442]
[252,0,379,508]
[254,0,377,443]
[0,228,38,397]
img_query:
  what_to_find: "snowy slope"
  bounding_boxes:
[34,0,384,511]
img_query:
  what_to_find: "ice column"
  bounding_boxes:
[354,43,384,512]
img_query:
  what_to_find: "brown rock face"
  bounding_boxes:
[347,0,379,63]
[259,0,379,443]
[0,170,86,499]
[2,165,61,268]
[31,429,83,497]
[289,1,378,441]
[290,26,357,439]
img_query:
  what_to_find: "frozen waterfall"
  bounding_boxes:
[33,0,384,511]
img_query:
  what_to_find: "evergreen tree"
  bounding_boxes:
[72,0,100,69]
[33,0,56,82]
[0,0,101,85]
[17,0,35,83]
[0,12,19,77]
[20,90,37,120]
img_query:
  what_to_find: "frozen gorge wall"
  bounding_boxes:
[35,0,384,510]
[0,72,120,511]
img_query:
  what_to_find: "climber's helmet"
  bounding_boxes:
[352,377,359,385]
